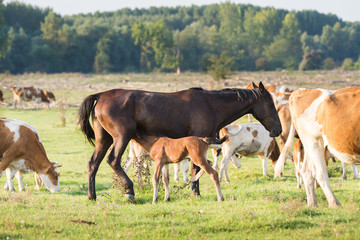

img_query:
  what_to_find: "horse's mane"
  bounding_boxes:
[189,87,263,103]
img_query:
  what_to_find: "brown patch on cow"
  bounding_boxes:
[246,127,250,132]
[316,87,360,155]
[219,128,229,142]
[252,130,258,138]
[289,89,322,119]
[293,139,304,166]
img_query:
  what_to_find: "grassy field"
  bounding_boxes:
[0,71,360,239]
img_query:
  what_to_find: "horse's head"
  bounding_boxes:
[251,82,282,137]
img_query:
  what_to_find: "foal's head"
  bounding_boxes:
[250,82,282,137]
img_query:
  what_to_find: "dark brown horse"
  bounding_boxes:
[78,82,282,201]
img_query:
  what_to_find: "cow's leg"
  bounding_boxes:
[352,165,359,179]
[341,162,347,180]
[173,162,180,182]
[124,142,135,173]
[162,164,170,201]
[15,171,25,191]
[5,168,16,192]
[219,146,234,183]
[261,156,268,176]
[181,159,189,183]
[301,153,317,207]
[211,148,220,170]
[307,144,341,208]
[152,161,164,203]
[230,155,242,168]
[34,173,42,190]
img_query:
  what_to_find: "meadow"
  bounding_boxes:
[0,71,360,239]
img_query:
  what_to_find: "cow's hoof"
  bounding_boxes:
[125,194,135,203]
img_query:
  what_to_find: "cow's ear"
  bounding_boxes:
[252,82,258,89]
[259,82,265,92]
[52,162,62,168]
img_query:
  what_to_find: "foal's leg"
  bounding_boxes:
[191,162,201,197]
[162,164,170,201]
[193,157,224,201]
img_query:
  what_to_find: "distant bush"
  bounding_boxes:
[298,51,324,70]
[255,57,269,70]
[322,58,336,70]
[341,58,354,70]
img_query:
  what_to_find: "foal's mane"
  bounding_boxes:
[190,87,262,104]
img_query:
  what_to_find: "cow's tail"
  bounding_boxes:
[78,94,99,146]
[274,123,296,178]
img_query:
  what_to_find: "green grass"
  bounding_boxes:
[1,72,360,239]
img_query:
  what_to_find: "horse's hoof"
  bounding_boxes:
[125,194,135,203]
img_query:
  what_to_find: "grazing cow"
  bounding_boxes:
[0,118,61,193]
[44,91,56,107]
[124,141,189,183]
[78,82,282,201]
[275,87,360,207]
[132,134,226,203]
[0,89,4,102]
[12,86,50,109]
[4,161,61,192]
[217,122,280,183]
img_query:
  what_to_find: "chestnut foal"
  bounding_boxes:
[132,135,226,203]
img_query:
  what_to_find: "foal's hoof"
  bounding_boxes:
[125,194,135,203]
[218,197,224,202]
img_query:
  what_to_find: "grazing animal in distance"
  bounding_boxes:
[217,122,280,183]
[78,82,281,201]
[44,91,56,107]
[132,134,226,203]
[0,118,61,193]
[12,86,50,109]
[275,87,360,207]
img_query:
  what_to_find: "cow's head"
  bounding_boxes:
[39,162,61,192]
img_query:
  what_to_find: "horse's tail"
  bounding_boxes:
[203,136,227,148]
[78,94,99,146]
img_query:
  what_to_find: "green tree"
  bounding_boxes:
[0,0,8,58]
[207,51,234,81]
[41,11,63,43]
[94,32,113,73]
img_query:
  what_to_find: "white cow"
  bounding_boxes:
[217,122,280,183]
[275,87,360,207]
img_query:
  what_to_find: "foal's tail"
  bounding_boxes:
[78,94,99,146]
[203,136,227,148]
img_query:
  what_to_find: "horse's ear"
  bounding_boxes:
[252,82,258,89]
[258,82,265,92]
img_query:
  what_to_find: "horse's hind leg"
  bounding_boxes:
[107,135,135,202]
[88,122,113,200]
[191,162,201,197]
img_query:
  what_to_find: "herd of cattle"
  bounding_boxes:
[0,82,359,208]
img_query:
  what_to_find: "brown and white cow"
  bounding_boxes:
[12,86,50,109]
[0,118,61,192]
[275,87,360,207]
[217,122,280,183]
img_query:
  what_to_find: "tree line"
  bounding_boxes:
[1,1,360,74]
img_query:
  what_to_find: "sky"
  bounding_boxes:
[3,0,360,22]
